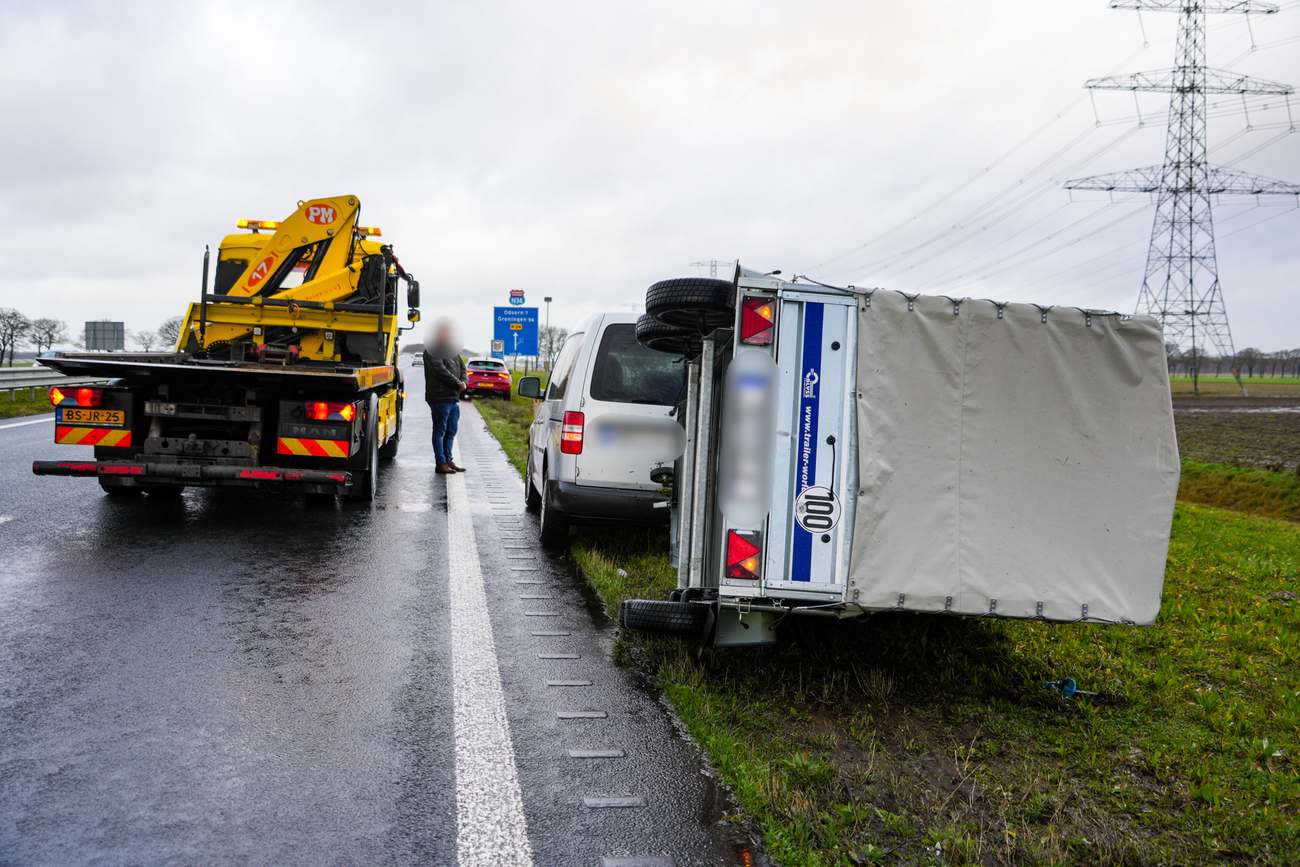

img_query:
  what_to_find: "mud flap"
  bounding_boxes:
[710,607,776,648]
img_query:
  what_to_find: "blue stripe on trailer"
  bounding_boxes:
[790,302,824,582]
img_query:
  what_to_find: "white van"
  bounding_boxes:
[516,313,685,548]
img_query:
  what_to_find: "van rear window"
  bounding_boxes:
[589,324,683,405]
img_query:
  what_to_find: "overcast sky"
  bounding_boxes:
[2,0,1297,352]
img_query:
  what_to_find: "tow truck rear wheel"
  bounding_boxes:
[98,480,140,498]
[645,277,735,334]
[378,408,401,460]
[345,397,380,502]
[141,484,184,498]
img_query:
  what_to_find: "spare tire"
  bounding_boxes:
[619,598,707,635]
[645,277,735,333]
[635,314,700,358]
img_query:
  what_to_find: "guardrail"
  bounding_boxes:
[0,367,109,400]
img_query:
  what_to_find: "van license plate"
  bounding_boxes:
[59,408,125,426]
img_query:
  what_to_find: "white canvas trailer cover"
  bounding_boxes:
[847,290,1178,625]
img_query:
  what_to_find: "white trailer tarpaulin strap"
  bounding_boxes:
[848,292,1179,624]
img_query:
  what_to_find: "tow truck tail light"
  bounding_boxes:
[305,401,357,422]
[560,411,585,454]
[49,386,104,407]
[726,529,763,580]
[739,296,776,345]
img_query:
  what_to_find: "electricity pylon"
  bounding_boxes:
[1065,0,1300,394]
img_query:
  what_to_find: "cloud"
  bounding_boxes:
[1,0,1296,350]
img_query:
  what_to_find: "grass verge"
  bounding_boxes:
[478,395,1299,864]
[0,392,52,419]
[1179,459,1300,523]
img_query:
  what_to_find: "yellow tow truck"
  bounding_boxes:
[32,195,420,501]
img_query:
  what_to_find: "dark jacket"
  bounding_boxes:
[423,350,466,403]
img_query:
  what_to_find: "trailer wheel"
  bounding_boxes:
[619,599,706,636]
[538,468,569,549]
[635,313,701,358]
[645,277,735,333]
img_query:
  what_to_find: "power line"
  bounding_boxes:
[1066,0,1300,392]
[834,124,1137,282]
[810,43,1154,273]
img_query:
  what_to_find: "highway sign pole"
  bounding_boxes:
[543,295,553,370]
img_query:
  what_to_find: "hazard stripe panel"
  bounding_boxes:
[55,426,132,447]
[277,437,349,459]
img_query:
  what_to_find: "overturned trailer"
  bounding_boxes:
[622,268,1180,646]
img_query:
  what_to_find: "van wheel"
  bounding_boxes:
[635,314,701,358]
[538,470,569,549]
[645,277,735,333]
[620,599,706,635]
[524,458,541,512]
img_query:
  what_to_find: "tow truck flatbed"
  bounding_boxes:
[39,352,395,394]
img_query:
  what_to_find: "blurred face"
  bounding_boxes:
[428,318,460,355]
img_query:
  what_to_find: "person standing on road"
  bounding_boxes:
[423,319,467,475]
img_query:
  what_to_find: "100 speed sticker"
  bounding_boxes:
[794,485,841,533]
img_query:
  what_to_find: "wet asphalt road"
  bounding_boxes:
[0,370,758,866]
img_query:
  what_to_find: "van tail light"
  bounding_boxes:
[49,386,104,407]
[726,529,763,580]
[305,400,357,422]
[739,296,775,345]
[560,411,585,454]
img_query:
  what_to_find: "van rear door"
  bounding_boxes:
[576,320,684,490]
[763,290,857,600]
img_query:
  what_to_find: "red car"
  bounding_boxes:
[465,357,513,399]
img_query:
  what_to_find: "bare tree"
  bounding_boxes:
[1237,347,1263,378]
[539,324,569,369]
[0,308,30,366]
[131,329,160,352]
[157,316,183,349]
[28,318,68,355]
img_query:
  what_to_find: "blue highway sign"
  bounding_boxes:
[493,306,539,358]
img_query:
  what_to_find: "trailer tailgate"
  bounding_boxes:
[848,291,1178,624]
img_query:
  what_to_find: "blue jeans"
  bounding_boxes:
[430,400,460,465]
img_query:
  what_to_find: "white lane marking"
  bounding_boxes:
[446,444,533,866]
[0,515,14,526]
[0,414,53,431]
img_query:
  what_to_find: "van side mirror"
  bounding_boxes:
[517,376,543,399]
[407,280,420,310]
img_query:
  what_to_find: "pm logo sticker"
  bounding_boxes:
[246,255,276,288]
[305,204,337,225]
